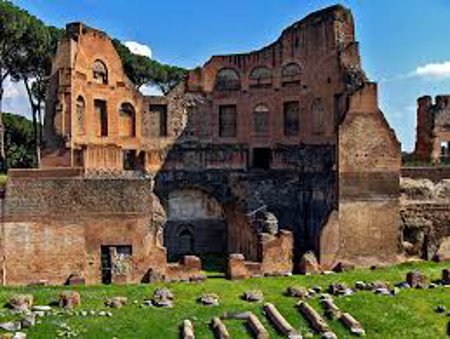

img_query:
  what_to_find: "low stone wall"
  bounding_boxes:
[402,167,450,183]
[227,230,294,279]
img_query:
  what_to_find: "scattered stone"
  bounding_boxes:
[436,305,446,313]
[328,283,353,296]
[429,283,438,289]
[340,313,366,336]
[298,301,333,335]
[99,311,106,317]
[0,322,21,332]
[20,314,35,328]
[211,317,230,339]
[247,313,269,339]
[286,286,308,299]
[66,274,85,286]
[59,291,81,309]
[321,332,337,339]
[105,297,128,308]
[12,333,26,339]
[242,290,264,302]
[391,287,400,296]
[32,306,51,312]
[152,288,174,308]
[298,251,321,275]
[374,288,390,296]
[198,293,219,306]
[181,320,194,339]
[395,282,411,289]
[370,281,389,290]
[321,298,341,320]
[264,303,299,337]
[8,295,33,312]
[406,271,427,288]
[355,281,367,290]
[33,311,46,318]
[80,311,88,317]
[222,311,252,320]
[333,262,355,273]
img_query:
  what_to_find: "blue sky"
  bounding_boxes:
[6,0,450,151]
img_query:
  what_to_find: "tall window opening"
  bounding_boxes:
[94,100,108,137]
[219,105,237,138]
[119,103,136,137]
[253,104,269,135]
[283,101,299,136]
[150,104,168,137]
[75,96,85,136]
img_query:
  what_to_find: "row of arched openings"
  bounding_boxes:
[215,62,302,90]
[75,96,136,137]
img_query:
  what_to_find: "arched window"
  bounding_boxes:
[93,60,108,84]
[215,68,241,91]
[250,67,272,88]
[253,104,269,135]
[281,62,301,85]
[75,96,85,136]
[119,103,136,137]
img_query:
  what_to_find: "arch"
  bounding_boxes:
[281,62,301,85]
[75,95,85,136]
[250,66,272,87]
[93,59,108,84]
[119,102,136,137]
[215,68,241,91]
[162,189,227,260]
[252,104,269,135]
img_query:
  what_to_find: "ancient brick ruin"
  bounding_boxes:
[414,95,450,164]
[0,5,404,285]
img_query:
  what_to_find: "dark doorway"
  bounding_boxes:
[178,228,194,256]
[100,246,112,284]
[100,245,132,284]
[94,99,108,137]
[252,148,272,169]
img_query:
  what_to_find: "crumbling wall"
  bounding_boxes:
[400,177,450,260]
[331,84,402,267]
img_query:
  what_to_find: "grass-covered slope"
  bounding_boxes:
[0,262,449,338]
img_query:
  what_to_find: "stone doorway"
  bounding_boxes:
[100,245,132,284]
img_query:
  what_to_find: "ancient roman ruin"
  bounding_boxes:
[0,5,448,286]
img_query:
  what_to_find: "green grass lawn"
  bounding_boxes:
[0,261,449,338]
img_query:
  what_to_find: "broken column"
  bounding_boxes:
[182,320,195,339]
[340,313,366,336]
[321,297,341,319]
[263,303,298,337]
[298,302,336,338]
[247,313,269,339]
[211,317,230,339]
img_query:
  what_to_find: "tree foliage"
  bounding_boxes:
[3,112,36,168]
[113,39,187,94]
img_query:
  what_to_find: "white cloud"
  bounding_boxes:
[415,61,450,78]
[2,78,30,118]
[124,41,152,59]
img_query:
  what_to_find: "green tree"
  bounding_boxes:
[0,0,30,169]
[113,39,187,94]
[3,112,35,169]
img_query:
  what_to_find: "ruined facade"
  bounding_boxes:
[1,5,402,285]
[414,95,450,164]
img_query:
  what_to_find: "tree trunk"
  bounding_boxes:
[23,79,41,168]
[0,75,5,171]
